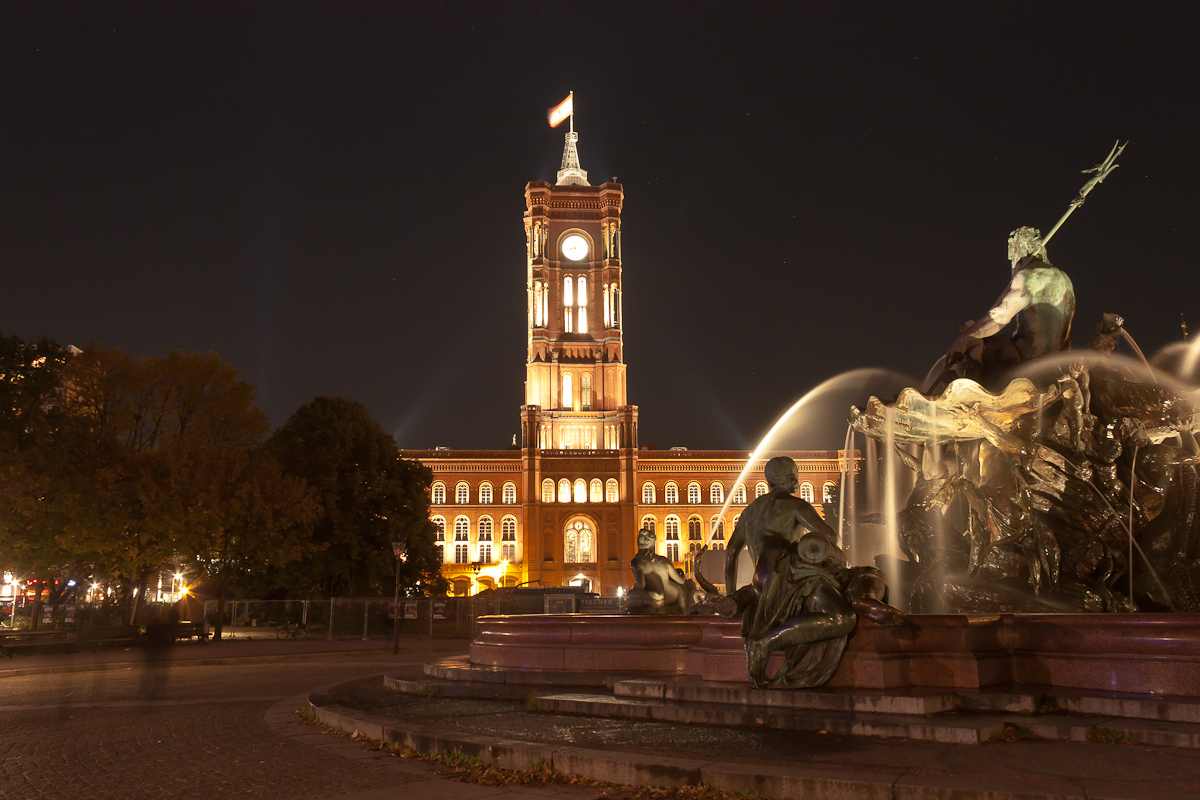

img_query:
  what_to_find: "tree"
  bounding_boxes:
[53,346,277,623]
[269,397,444,597]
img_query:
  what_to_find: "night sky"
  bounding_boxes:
[2,3,1197,452]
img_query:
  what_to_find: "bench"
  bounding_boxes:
[0,629,74,657]
[173,621,208,641]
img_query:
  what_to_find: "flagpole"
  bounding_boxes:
[569,90,574,133]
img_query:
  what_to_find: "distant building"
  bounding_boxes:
[401,127,852,597]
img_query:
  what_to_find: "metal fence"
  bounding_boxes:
[203,597,472,639]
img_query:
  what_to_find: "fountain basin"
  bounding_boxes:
[469,613,1200,696]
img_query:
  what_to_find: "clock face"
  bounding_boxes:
[561,234,589,261]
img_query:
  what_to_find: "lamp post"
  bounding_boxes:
[391,539,407,656]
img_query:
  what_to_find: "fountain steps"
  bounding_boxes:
[399,657,1200,748]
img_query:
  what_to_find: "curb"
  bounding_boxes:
[305,694,1192,800]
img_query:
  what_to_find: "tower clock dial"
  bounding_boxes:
[561,234,589,261]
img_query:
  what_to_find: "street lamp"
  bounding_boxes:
[391,539,408,655]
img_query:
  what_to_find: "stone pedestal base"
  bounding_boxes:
[469,613,1200,696]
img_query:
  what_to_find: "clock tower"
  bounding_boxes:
[522,127,633,453]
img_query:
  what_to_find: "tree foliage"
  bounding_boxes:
[0,339,319,623]
[269,396,445,597]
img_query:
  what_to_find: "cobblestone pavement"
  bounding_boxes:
[0,651,597,800]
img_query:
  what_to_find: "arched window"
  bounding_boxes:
[581,373,592,410]
[642,482,656,504]
[710,516,725,544]
[501,516,517,561]
[478,517,494,563]
[564,518,594,563]
[589,478,602,503]
[641,515,656,535]
[542,478,555,503]
[558,479,571,503]
[605,479,619,503]
[755,481,768,498]
[733,483,746,504]
[823,481,836,504]
[603,282,610,326]
[665,482,679,504]
[432,516,446,561]
[665,515,680,540]
[454,517,469,542]
[687,515,703,540]
[503,482,517,504]
[455,482,469,504]
[664,516,681,562]
[577,276,587,332]
[431,482,446,504]
[710,482,724,504]
[563,275,573,308]
[479,482,493,504]
[800,482,815,503]
[687,482,701,504]
[573,479,587,504]
[562,373,574,411]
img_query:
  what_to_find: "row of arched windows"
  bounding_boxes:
[639,480,835,505]
[431,481,518,505]
[542,478,621,504]
[432,515,519,564]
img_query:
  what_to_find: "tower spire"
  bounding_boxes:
[556,91,589,186]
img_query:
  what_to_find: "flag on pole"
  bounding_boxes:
[547,93,573,128]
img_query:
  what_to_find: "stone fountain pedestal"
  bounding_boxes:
[465,612,1200,697]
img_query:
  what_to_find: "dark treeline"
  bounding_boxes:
[0,334,445,632]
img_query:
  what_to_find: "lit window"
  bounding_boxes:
[589,478,602,503]
[454,517,469,541]
[710,483,724,504]
[432,517,446,541]
[431,482,446,505]
[665,540,680,562]
[478,542,493,563]
[563,373,573,410]
[641,515,657,535]
[665,515,680,540]
[823,481,836,504]
[581,373,592,410]
[665,482,678,504]
[501,516,517,541]
[577,276,587,331]
[455,544,469,564]
[733,483,746,504]
[564,518,594,563]
[503,482,517,504]
[436,544,444,562]
[641,482,656,504]
[479,482,493,504]
[501,543,516,561]
[603,282,610,326]
[687,482,701,504]
[800,482,814,503]
[564,275,573,307]
[456,482,469,504]
[755,481,768,498]
[558,479,571,503]
[573,479,587,504]
[542,478,555,503]
[605,479,619,503]
[479,517,493,541]
[710,516,725,542]
[688,516,702,540]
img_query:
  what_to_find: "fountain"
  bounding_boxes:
[458,143,1200,699]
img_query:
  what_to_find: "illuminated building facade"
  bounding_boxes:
[401,128,852,596]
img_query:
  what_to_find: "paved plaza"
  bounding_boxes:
[0,641,596,800]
